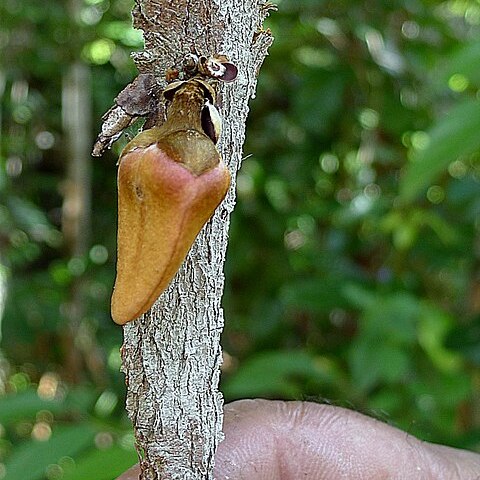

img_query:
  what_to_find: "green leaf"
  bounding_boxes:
[4,424,96,480]
[418,304,462,372]
[400,99,480,202]
[0,390,65,425]
[348,292,419,391]
[281,277,349,313]
[349,341,410,391]
[6,196,52,234]
[436,41,480,88]
[341,283,376,310]
[62,446,138,480]
[350,291,419,342]
[223,350,337,399]
[410,372,471,410]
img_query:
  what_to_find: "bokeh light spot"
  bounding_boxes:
[448,73,469,92]
[89,244,109,264]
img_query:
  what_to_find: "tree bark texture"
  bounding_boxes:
[120,1,273,479]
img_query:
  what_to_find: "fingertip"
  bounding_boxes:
[115,463,140,480]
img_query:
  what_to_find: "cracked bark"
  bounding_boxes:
[118,1,274,479]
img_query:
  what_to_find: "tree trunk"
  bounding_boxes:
[61,61,93,384]
[120,1,273,479]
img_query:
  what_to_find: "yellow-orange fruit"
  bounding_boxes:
[111,142,230,325]
[110,78,229,325]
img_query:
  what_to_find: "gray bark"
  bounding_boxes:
[120,1,274,479]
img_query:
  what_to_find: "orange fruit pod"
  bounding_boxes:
[111,79,230,325]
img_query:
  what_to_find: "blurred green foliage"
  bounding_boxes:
[1,0,480,478]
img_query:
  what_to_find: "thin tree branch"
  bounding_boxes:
[107,1,275,478]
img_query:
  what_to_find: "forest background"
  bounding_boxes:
[1,0,480,479]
